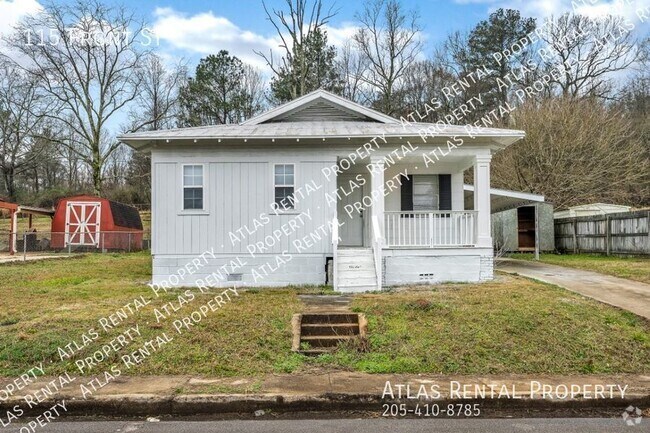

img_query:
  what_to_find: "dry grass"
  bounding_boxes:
[0,254,648,377]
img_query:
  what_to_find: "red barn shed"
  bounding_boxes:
[51,195,143,251]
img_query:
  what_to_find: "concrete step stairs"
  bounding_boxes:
[336,247,378,292]
[292,312,366,356]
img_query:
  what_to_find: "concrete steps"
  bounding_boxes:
[293,312,366,355]
[336,247,378,292]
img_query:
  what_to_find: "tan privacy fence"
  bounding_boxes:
[554,210,650,255]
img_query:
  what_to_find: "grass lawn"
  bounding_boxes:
[0,253,648,378]
[509,253,650,284]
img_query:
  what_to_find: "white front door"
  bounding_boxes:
[337,174,365,247]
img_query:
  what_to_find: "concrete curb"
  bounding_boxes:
[4,392,650,418]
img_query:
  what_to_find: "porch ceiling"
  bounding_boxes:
[463,185,545,213]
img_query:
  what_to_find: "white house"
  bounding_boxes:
[119,90,525,292]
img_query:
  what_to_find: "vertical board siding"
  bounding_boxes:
[554,210,650,255]
[153,158,336,256]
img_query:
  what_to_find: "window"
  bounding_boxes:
[183,165,203,210]
[401,174,451,211]
[413,175,439,210]
[274,164,295,210]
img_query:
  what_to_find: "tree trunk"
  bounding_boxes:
[92,149,102,196]
[3,168,16,202]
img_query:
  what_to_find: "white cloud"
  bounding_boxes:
[0,0,42,36]
[151,7,282,71]
[323,22,359,48]
[150,7,384,74]
[455,0,648,22]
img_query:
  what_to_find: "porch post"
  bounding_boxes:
[369,157,385,241]
[473,154,492,247]
[9,209,18,255]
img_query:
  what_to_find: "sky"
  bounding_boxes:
[1,0,648,74]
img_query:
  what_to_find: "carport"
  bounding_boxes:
[463,185,548,258]
[0,199,54,255]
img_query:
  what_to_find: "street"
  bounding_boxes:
[3,418,641,432]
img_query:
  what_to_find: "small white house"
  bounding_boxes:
[119,90,525,292]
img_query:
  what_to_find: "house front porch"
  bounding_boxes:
[331,150,495,292]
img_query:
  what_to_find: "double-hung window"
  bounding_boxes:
[183,165,204,210]
[401,174,452,211]
[412,175,439,210]
[274,164,295,210]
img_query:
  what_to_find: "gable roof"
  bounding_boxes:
[242,89,399,125]
[118,89,526,150]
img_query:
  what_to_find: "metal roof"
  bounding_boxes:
[119,89,525,150]
[120,121,524,146]
[463,185,545,213]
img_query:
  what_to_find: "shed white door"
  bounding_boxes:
[65,202,101,246]
[337,175,365,247]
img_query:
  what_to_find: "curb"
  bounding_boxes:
[4,392,650,418]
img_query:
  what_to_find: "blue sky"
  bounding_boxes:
[3,0,647,74]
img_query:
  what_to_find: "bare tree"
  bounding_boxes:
[127,54,187,133]
[2,0,151,195]
[492,97,648,209]
[353,0,422,115]
[398,59,457,121]
[239,65,266,119]
[336,41,368,103]
[537,14,639,99]
[0,63,53,201]
[256,0,338,100]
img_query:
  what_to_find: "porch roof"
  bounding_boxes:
[463,185,545,213]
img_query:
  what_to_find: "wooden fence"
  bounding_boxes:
[554,210,650,255]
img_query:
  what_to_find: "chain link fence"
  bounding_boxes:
[0,230,151,258]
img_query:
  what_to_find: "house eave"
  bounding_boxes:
[119,130,525,152]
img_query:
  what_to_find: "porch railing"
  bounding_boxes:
[384,211,477,248]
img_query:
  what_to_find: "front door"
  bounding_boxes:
[337,174,365,246]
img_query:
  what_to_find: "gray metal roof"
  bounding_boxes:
[120,121,524,143]
[119,89,525,149]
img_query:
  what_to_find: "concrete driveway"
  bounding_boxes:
[497,258,650,320]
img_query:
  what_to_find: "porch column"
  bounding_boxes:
[473,154,492,247]
[369,157,385,242]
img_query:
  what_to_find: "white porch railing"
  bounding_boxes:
[384,211,477,248]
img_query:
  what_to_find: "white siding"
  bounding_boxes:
[152,148,338,257]
[150,143,488,287]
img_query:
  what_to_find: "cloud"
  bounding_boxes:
[151,7,282,71]
[323,22,359,48]
[150,8,386,74]
[453,0,650,40]
[454,0,648,22]
[0,0,42,36]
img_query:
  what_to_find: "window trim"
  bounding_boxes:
[181,163,206,213]
[272,163,297,213]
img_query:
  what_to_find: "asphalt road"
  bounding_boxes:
[3,419,642,432]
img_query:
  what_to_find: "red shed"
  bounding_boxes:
[51,195,143,251]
